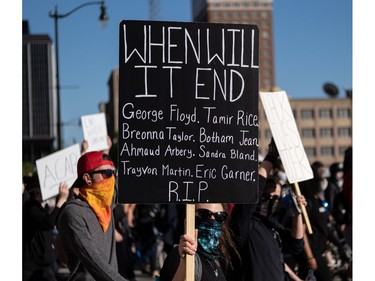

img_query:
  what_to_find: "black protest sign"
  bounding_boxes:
[118,20,259,203]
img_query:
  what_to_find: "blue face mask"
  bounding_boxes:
[196,217,223,257]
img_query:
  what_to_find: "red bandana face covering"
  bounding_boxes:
[79,176,115,232]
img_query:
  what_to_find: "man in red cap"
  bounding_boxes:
[57,151,127,281]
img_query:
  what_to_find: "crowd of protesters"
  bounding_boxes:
[22,137,352,281]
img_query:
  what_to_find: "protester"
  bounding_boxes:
[325,162,344,212]
[81,135,112,156]
[23,173,69,281]
[56,151,127,281]
[229,138,306,281]
[159,203,240,281]
[129,204,168,278]
[296,163,335,281]
[341,147,352,250]
[114,203,138,281]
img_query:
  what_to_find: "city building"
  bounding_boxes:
[105,69,119,143]
[192,0,275,92]
[22,20,57,164]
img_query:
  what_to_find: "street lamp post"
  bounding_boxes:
[49,1,108,150]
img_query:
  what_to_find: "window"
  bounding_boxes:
[320,128,334,137]
[338,127,351,137]
[261,21,269,28]
[301,109,314,119]
[263,79,271,87]
[319,109,332,119]
[212,11,220,19]
[337,108,351,118]
[305,147,316,157]
[263,60,271,67]
[321,147,334,156]
[262,31,269,39]
[263,69,271,77]
[260,11,268,18]
[302,128,315,138]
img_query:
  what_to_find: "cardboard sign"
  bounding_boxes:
[81,112,109,152]
[35,144,81,200]
[259,91,313,183]
[118,20,259,203]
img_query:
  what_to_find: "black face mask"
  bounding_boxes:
[195,217,223,259]
[256,193,279,218]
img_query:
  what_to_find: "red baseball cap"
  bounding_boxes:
[72,151,114,188]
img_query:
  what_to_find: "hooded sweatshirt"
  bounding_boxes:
[57,199,126,281]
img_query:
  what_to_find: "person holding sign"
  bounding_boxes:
[23,173,69,281]
[229,138,307,281]
[56,151,126,281]
[159,203,240,281]
[81,135,113,156]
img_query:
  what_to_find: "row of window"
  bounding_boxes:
[302,127,351,138]
[210,10,269,20]
[211,1,272,9]
[298,108,351,119]
[263,127,351,139]
[305,146,349,157]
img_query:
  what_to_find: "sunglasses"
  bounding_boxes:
[196,209,228,223]
[89,169,117,178]
[260,193,279,202]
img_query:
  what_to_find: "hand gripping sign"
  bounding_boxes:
[35,144,81,201]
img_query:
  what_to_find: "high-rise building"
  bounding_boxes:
[22,20,57,164]
[192,0,275,91]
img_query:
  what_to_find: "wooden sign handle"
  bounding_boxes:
[185,204,195,281]
[293,182,313,234]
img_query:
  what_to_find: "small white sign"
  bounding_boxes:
[81,112,108,152]
[35,144,81,201]
[259,91,313,183]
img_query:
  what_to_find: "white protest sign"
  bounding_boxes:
[35,143,81,201]
[81,112,108,152]
[259,91,313,183]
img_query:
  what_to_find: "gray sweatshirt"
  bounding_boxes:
[57,199,127,281]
